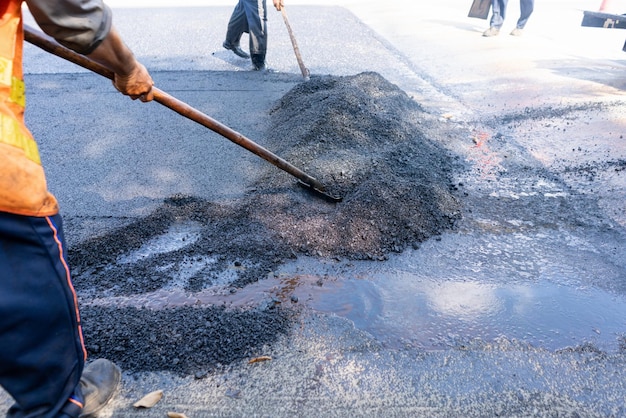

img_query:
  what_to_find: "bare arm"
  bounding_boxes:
[87,27,154,102]
[26,0,153,101]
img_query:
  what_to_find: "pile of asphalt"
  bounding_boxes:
[256,71,462,260]
[71,72,462,376]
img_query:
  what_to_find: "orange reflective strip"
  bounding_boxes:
[0,113,41,164]
[68,397,84,409]
[46,216,88,362]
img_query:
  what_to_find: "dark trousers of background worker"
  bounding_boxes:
[225,0,268,68]
[0,212,85,418]
[490,0,534,29]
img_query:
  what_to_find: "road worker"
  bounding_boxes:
[0,0,153,416]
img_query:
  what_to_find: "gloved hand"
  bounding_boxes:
[273,0,283,11]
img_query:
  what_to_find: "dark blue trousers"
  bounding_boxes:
[225,0,268,58]
[0,212,85,418]
[490,0,535,29]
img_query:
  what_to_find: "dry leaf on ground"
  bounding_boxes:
[133,390,164,408]
[248,356,272,364]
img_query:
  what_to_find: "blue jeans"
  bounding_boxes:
[490,0,535,29]
[0,212,86,418]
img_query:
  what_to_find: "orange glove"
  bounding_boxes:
[273,0,283,11]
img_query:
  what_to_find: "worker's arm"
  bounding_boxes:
[25,0,153,101]
[86,27,154,101]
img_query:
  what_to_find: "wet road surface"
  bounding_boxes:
[2,0,626,416]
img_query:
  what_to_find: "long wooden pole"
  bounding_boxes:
[23,24,340,202]
[280,7,310,81]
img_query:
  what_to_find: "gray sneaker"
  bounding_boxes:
[78,359,122,417]
[510,27,524,36]
[482,27,500,37]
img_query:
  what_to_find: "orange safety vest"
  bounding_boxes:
[0,0,58,216]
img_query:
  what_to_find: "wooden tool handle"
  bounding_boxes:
[281,7,310,81]
[23,24,333,197]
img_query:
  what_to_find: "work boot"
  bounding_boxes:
[78,359,121,417]
[510,27,524,36]
[251,54,266,71]
[222,41,250,59]
[482,26,500,37]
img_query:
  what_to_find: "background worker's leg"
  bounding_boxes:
[490,0,508,28]
[242,0,268,67]
[516,0,534,29]
[0,213,86,418]
[225,0,249,47]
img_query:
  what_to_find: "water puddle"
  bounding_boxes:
[279,266,626,352]
[267,230,623,352]
[90,223,626,353]
[94,255,626,352]
[269,230,626,352]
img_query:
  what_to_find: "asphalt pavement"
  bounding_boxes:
[3,0,626,416]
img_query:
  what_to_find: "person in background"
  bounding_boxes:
[0,0,153,416]
[482,0,535,37]
[222,0,285,71]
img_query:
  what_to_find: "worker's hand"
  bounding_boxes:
[273,0,283,11]
[87,26,154,102]
[113,61,154,102]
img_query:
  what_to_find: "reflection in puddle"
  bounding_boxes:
[272,228,626,352]
[276,263,626,352]
[426,281,500,319]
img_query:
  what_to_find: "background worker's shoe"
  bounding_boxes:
[222,42,250,59]
[78,359,122,417]
[251,54,266,71]
[510,27,524,36]
[482,27,500,37]
[253,62,267,71]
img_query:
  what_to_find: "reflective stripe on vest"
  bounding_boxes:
[0,112,41,164]
[0,59,27,108]
[0,0,58,217]
[1,0,38,164]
